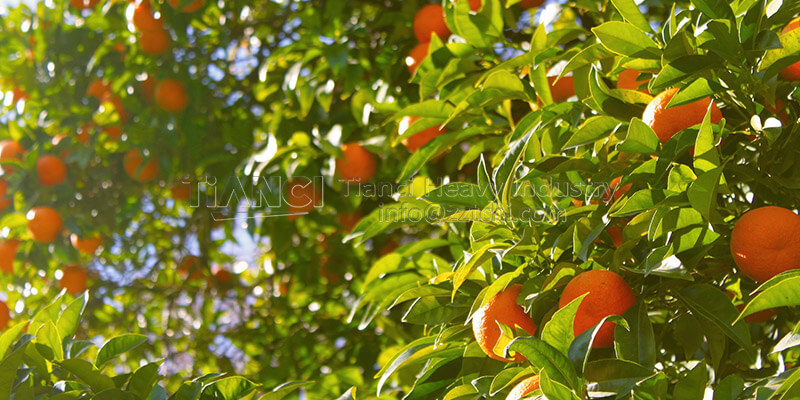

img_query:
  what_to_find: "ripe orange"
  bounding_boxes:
[0,239,20,274]
[413,4,450,42]
[548,75,575,102]
[0,140,24,174]
[780,17,800,81]
[132,1,163,31]
[472,284,538,362]
[336,142,376,183]
[103,126,122,140]
[11,87,29,103]
[506,376,540,400]
[518,0,545,8]
[139,75,156,100]
[171,180,193,201]
[178,256,204,280]
[730,206,800,282]
[103,94,130,123]
[643,88,722,142]
[0,300,8,330]
[286,179,319,221]
[601,176,632,204]
[0,178,9,212]
[70,234,102,255]
[27,207,63,243]
[765,98,790,124]
[168,0,203,12]
[124,149,159,182]
[86,79,110,99]
[605,225,623,248]
[338,211,362,232]
[76,124,92,145]
[139,27,169,55]
[467,0,482,11]
[36,155,67,186]
[59,265,87,294]
[155,79,189,113]
[617,69,650,92]
[70,0,99,9]
[379,239,399,256]
[399,116,447,153]
[407,42,429,75]
[558,269,636,348]
[211,266,232,285]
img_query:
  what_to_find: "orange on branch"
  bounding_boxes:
[413,4,450,42]
[0,301,8,330]
[0,239,20,274]
[103,126,122,140]
[86,79,110,99]
[0,140,24,174]
[558,269,636,348]
[36,155,67,186]
[617,69,650,92]
[399,116,446,153]
[472,284,538,362]
[70,0,99,9]
[70,234,102,255]
[155,79,189,113]
[780,17,800,81]
[467,0,482,11]
[506,376,540,400]
[518,0,545,8]
[139,75,156,100]
[406,42,429,75]
[132,1,163,31]
[27,207,63,243]
[547,75,575,102]
[178,256,204,280]
[168,0,203,12]
[730,206,800,282]
[336,142,376,183]
[59,265,87,294]
[139,27,169,55]
[124,149,159,182]
[286,179,320,221]
[643,87,722,142]
[171,180,193,201]
[338,211,362,233]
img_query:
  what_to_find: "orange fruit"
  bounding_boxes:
[139,75,156,100]
[76,124,92,145]
[286,179,319,221]
[59,265,87,294]
[168,0,203,12]
[413,4,450,42]
[27,207,63,243]
[605,225,623,248]
[617,69,650,92]
[336,142,376,184]
[780,17,800,81]
[0,178,7,197]
[558,269,636,348]
[124,149,159,182]
[70,234,102,255]
[0,179,11,212]
[11,87,29,103]
[730,206,800,282]
[103,126,122,140]
[643,87,722,142]
[103,94,130,123]
[36,155,67,186]
[211,266,232,285]
[379,239,399,256]
[171,180,193,201]
[548,75,575,102]
[399,116,447,153]
[86,79,110,99]
[467,0,482,11]
[70,0,99,9]
[0,140,24,174]
[155,79,189,113]
[407,42,429,75]
[0,239,20,274]
[139,27,169,55]
[601,176,632,204]
[178,256,204,280]
[132,1,163,31]
[338,211,362,232]
[506,376,540,400]
[472,284,538,362]
[518,0,545,8]
[0,300,8,330]
[765,98,790,124]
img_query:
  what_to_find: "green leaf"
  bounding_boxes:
[204,376,257,399]
[673,362,709,399]
[128,361,163,399]
[609,0,653,32]
[687,167,722,221]
[259,382,310,400]
[760,23,800,72]
[614,303,656,368]
[651,55,723,91]
[58,359,116,393]
[422,183,492,209]
[562,116,620,150]
[0,322,27,360]
[675,284,754,356]
[541,294,586,355]
[0,343,28,399]
[592,22,661,59]
[95,334,147,367]
[538,368,582,400]
[57,293,87,342]
[691,0,734,20]
[618,118,660,154]
[507,337,582,393]
[736,273,800,323]
[493,130,534,209]
[36,321,63,361]
[452,241,511,299]
[584,358,654,382]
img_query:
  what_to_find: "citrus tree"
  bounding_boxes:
[1,0,800,399]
